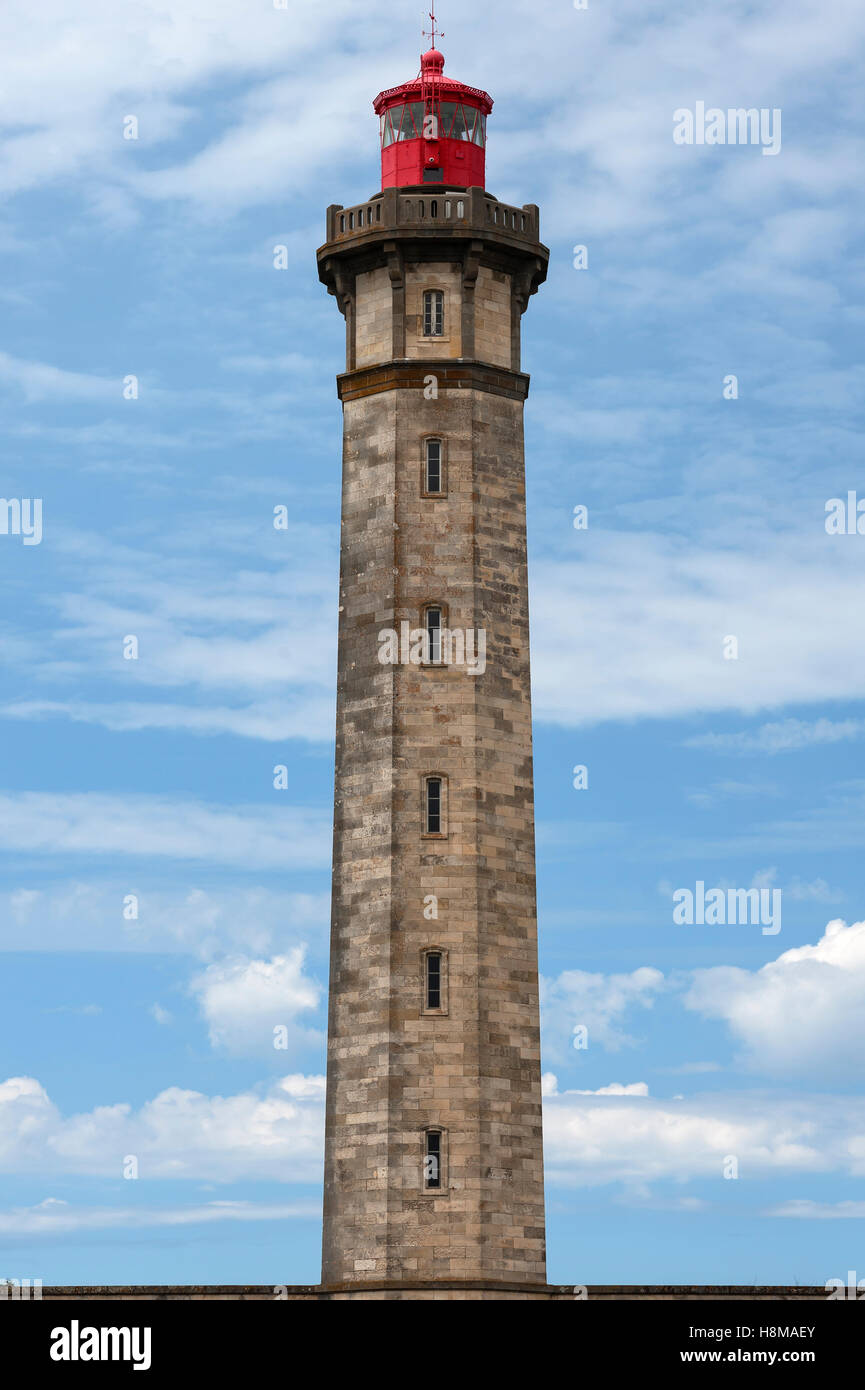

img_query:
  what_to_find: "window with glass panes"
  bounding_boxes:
[425,777,442,833]
[426,952,442,1010]
[380,102,485,148]
[425,438,443,494]
[425,606,442,663]
[423,289,444,336]
[425,1131,442,1189]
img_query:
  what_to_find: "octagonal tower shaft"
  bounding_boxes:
[318,183,549,1291]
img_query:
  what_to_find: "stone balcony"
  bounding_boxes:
[322,185,542,252]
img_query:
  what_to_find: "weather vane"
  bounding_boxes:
[423,4,444,48]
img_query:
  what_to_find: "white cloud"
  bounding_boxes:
[0,884,330,957]
[541,966,666,1059]
[0,792,331,870]
[0,1074,325,1182]
[3,1071,864,1196]
[544,1087,865,1187]
[544,1076,649,1097]
[191,948,321,1055]
[0,351,118,403]
[664,1062,723,1075]
[686,717,865,756]
[0,520,338,746]
[685,917,865,1078]
[786,877,844,903]
[0,1196,318,1236]
[767,1200,865,1219]
[530,536,865,728]
[0,697,335,743]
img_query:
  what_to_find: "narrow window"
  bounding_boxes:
[357,207,363,227]
[376,203,381,222]
[425,776,442,833]
[426,952,442,1009]
[426,606,442,664]
[418,199,425,218]
[339,214,345,233]
[423,289,444,337]
[444,199,451,218]
[425,438,442,494]
[348,211,354,229]
[456,199,465,219]
[430,199,438,218]
[425,1131,442,1189]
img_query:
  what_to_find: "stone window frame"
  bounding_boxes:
[421,1125,448,1195]
[421,434,447,498]
[421,772,448,839]
[421,946,448,1016]
[421,285,447,340]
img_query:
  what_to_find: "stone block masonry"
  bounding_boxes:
[318,187,550,1291]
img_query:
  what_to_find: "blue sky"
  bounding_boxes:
[0,0,864,1288]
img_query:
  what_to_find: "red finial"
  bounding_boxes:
[422,5,444,50]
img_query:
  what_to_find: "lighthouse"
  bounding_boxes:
[317,14,550,1298]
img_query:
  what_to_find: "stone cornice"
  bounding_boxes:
[336,359,531,402]
[317,186,549,311]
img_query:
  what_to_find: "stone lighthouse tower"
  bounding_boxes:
[317,18,549,1299]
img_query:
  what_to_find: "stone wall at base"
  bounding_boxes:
[32,1283,827,1301]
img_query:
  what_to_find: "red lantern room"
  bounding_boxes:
[373,31,493,191]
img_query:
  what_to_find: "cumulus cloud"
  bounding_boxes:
[0,1074,325,1182]
[541,966,666,1059]
[543,1086,865,1188]
[544,1076,649,1097]
[191,948,322,1055]
[685,917,865,1079]
[3,1069,865,1196]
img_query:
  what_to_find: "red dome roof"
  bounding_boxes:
[421,48,445,73]
[373,51,493,117]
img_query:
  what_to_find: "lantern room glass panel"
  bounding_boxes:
[439,101,458,137]
[381,108,398,148]
[450,105,469,141]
